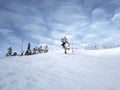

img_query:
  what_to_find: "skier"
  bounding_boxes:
[61,36,70,54]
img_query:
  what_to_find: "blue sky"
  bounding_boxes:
[0,0,120,56]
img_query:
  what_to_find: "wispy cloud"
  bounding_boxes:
[111,10,120,27]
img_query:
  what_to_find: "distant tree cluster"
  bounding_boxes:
[85,42,120,50]
[6,42,48,57]
[25,43,48,56]
[24,42,48,56]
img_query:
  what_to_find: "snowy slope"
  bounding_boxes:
[0,48,120,90]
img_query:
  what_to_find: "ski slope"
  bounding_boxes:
[0,48,120,90]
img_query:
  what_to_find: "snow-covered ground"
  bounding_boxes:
[0,48,120,90]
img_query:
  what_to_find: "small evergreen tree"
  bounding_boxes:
[6,47,12,56]
[44,45,48,53]
[38,45,43,54]
[25,42,32,55]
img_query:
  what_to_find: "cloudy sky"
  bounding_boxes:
[0,0,120,56]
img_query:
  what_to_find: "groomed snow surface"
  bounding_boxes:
[0,48,120,90]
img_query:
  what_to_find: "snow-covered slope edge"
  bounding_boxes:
[0,48,120,90]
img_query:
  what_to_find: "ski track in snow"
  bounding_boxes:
[0,48,120,90]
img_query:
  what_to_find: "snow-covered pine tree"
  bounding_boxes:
[6,47,12,56]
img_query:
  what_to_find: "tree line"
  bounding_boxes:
[6,42,48,56]
[85,42,120,50]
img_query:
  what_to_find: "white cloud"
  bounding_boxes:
[30,34,53,44]
[0,28,13,36]
[83,34,98,43]
[22,23,47,35]
[111,11,120,25]
[0,28,21,43]
[110,0,120,6]
[49,1,86,24]
[0,28,22,53]
[51,30,66,39]
[50,23,66,31]
[92,8,110,20]
[53,40,61,46]
[90,21,110,30]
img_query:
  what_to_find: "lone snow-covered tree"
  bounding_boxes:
[61,36,70,54]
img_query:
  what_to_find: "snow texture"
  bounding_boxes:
[0,48,120,90]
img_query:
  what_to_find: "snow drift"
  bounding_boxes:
[0,48,120,90]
